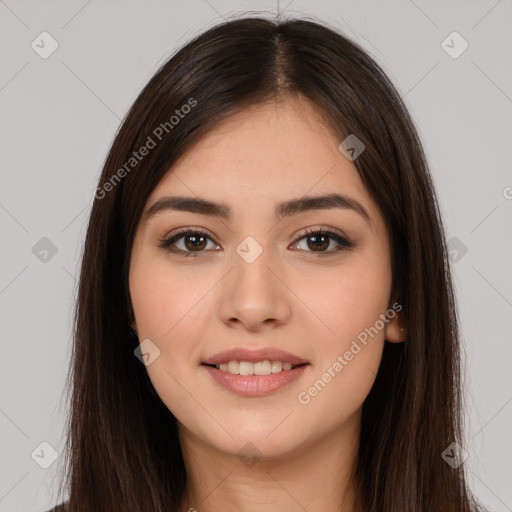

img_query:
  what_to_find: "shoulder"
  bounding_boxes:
[46,503,68,512]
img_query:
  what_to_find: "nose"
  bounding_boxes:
[217,248,292,332]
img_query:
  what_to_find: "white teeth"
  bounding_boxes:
[253,361,271,375]
[239,361,253,375]
[271,360,282,373]
[215,359,298,375]
[227,360,239,374]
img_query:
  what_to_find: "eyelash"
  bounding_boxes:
[157,226,355,258]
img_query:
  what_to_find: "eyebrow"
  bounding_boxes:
[144,193,371,224]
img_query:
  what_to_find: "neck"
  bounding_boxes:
[177,411,361,512]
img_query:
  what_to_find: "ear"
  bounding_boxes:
[128,305,138,336]
[129,317,138,337]
[384,304,405,343]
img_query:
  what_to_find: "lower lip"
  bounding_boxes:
[201,364,309,397]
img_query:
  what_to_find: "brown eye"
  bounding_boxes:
[292,228,355,254]
[183,233,208,251]
[305,232,330,251]
[158,229,220,257]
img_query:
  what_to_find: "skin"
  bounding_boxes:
[129,95,405,512]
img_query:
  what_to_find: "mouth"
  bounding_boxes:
[201,359,311,397]
[201,346,310,369]
[201,360,308,375]
[200,347,311,396]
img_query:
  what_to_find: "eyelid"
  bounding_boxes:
[163,225,212,239]
[157,226,219,257]
[294,224,349,242]
[292,225,355,253]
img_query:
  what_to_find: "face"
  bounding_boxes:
[129,96,403,460]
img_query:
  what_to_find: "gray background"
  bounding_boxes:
[1,1,511,511]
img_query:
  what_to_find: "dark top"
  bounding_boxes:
[46,503,68,512]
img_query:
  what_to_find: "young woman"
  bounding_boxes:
[49,15,486,512]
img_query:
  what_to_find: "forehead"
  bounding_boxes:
[172,97,342,184]
[146,97,382,230]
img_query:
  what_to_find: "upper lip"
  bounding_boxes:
[202,347,310,366]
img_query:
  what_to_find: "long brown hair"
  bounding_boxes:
[56,14,486,512]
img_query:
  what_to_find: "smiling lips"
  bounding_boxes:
[201,347,310,396]
[213,360,297,375]
[202,346,309,366]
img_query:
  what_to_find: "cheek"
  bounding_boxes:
[296,256,392,348]
[129,258,199,420]
[130,248,208,341]
[129,250,214,411]
[292,256,391,409]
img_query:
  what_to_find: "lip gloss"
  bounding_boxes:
[201,364,309,396]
